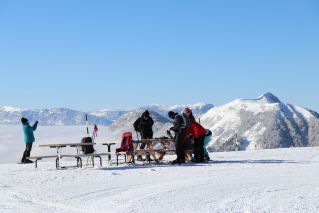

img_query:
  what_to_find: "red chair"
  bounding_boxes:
[116,132,134,165]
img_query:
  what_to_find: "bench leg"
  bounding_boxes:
[92,156,95,167]
[78,157,82,168]
[94,156,102,167]
[99,156,102,166]
[116,154,119,166]
[35,158,41,169]
[56,157,59,169]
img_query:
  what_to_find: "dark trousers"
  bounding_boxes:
[140,132,153,150]
[21,143,33,162]
[194,135,205,161]
[175,131,186,162]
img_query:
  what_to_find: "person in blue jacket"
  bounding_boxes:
[21,117,38,163]
[203,129,212,162]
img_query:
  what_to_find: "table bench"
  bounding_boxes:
[28,153,111,169]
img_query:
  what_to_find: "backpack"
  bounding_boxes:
[116,132,133,153]
[81,137,95,154]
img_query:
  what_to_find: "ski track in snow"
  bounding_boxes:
[1,147,319,212]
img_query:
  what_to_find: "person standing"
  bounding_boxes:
[133,110,154,161]
[168,111,190,164]
[21,117,38,163]
[183,108,206,162]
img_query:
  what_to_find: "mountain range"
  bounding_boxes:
[2,93,319,151]
[0,103,213,126]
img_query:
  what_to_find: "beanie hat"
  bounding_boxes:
[183,107,191,114]
[21,117,28,125]
[168,111,176,119]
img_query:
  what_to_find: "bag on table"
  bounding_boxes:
[81,137,95,154]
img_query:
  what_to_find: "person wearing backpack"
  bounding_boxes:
[133,110,154,161]
[183,108,206,163]
[20,117,38,164]
[168,111,190,164]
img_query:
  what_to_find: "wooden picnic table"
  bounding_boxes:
[131,138,176,163]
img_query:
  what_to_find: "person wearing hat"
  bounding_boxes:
[133,110,154,161]
[20,117,38,164]
[168,111,190,164]
[183,108,206,163]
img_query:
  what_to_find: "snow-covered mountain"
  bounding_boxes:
[201,93,319,152]
[106,110,172,140]
[89,103,214,122]
[0,107,112,126]
[90,109,128,122]
[140,103,214,118]
[0,103,213,126]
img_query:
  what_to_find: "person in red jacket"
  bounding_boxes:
[183,108,206,162]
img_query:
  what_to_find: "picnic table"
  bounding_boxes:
[116,138,176,165]
[28,143,112,169]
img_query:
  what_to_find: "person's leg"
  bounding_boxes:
[176,131,186,162]
[26,143,33,158]
[193,138,200,161]
[21,143,32,163]
[203,141,209,156]
[197,136,205,162]
[203,137,210,161]
[21,144,28,163]
[136,134,146,161]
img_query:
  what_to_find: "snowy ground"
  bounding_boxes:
[1,146,319,213]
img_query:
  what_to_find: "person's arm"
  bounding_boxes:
[133,118,141,131]
[31,121,38,131]
[170,116,182,132]
[150,117,154,127]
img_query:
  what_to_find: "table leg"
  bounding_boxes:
[107,145,111,161]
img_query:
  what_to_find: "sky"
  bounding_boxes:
[0,0,318,111]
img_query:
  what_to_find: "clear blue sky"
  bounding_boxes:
[0,0,318,111]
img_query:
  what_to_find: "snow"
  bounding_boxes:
[1,147,319,212]
[1,124,319,212]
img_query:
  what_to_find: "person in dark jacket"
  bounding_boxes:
[183,108,206,162]
[168,111,190,164]
[133,110,154,161]
[21,117,38,163]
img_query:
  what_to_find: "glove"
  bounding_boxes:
[170,127,175,131]
[35,121,39,124]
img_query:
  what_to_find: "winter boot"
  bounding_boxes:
[136,155,144,161]
[145,155,154,162]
